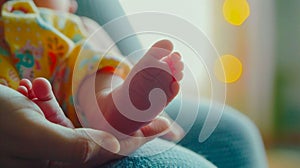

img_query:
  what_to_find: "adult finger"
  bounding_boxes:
[140,116,170,137]
[160,113,185,141]
[115,116,171,156]
[4,109,120,164]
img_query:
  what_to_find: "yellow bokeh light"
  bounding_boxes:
[223,0,250,26]
[214,54,243,83]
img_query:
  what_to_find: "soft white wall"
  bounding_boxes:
[210,0,275,139]
[119,0,214,99]
[119,0,212,36]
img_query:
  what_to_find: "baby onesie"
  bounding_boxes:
[0,0,130,126]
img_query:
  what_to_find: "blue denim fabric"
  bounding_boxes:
[166,98,268,168]
[103,138,216,168]
[102,98,268,168]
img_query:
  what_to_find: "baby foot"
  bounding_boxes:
[124,40,183,110]
[100,40,184,136]
[18,78,74,128]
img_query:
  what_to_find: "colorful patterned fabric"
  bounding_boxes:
[0,0,130,126]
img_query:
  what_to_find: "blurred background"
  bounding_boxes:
[120,0,300,167]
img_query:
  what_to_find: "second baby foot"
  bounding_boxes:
[18,78,74,128]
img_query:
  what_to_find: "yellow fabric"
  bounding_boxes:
[0,18,19,89]
[0,54,20,89]
[1,0,131,126]
[2,0,73,79]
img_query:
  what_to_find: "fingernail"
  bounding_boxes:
[159,116,171,126]
[99,137,120,153]
[173,126,185,140]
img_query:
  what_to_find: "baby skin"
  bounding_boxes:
[19,40,184,139]
[17,77,75,128]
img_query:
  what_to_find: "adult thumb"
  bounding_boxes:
[74,128,121,163]
[14,115,120,165]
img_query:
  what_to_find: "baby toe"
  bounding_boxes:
[19,79,36,99]
[174,71,183,81]
[32,78,53,101]
[147,40,173,60]
[171,52,181,62]
[173,60,184,72]
[19,78,32,91]
[17,85,28,97]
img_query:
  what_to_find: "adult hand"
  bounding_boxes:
[159,112,185,142]
[0,84,170,168]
